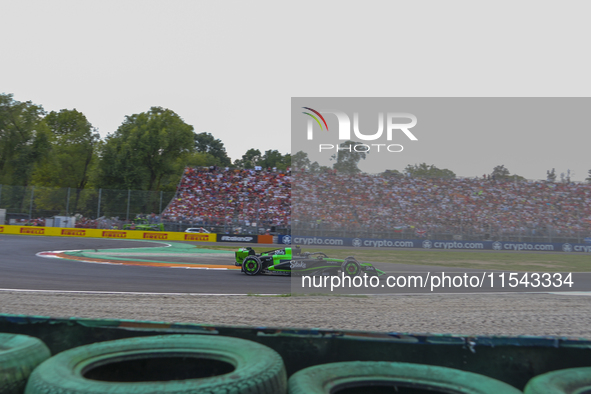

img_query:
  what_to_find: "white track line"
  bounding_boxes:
[363,291,591,296]
[2,288,590,297]
[550,291,591,296]
[0,288,274,296]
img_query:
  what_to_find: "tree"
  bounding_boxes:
[331,141,367,174]
[97,107,194,192]
[382,169,403,178]
[281,153,291,171]
[560,169,572,183]
[404,163,455,179]
[491,165,525,182]
[546,168,556,182]
[491,165,511,180]
[184,151,219,168]
[234,148,261,169]
[31,109,100,214]
[193,132,231,166]
[40,110,98,184]
[259,149,290,171]
[291,152,329,173]
[291,151,311,171]
[510,174,527,182]
[0,93,51,187]
[309,162,332,173]
[586,169,591,184]
[259,149,282,169]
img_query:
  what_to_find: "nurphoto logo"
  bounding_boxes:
[302,107,418,153]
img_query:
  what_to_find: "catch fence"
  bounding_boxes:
[1,183,589,242]
[0,184,289,234]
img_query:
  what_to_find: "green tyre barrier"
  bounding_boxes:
[288,361,523,394]
[524,367,591,394]
[0,333,51,394]
[25,334,287,394]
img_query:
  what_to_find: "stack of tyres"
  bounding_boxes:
[0,333,51,394]
[524,367,591,394]
[24,334,287,394]
[288,361,524,394]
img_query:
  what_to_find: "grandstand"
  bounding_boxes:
[161,167,291,234]
[293,172,591,243]
[162,167,591,243]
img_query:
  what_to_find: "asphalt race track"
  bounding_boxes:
[1,234,590,295]
[0,235,290,294]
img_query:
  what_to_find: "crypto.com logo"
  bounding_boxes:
[302,107,418,153]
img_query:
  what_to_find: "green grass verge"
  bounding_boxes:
[195,244,590,272]
[320,248,591,272]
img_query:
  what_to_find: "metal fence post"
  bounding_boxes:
[97,188,102,219]
[126,189,131,222]
[66,187,70,215]
[29,186,35,220]
[0,184,2,207]
[159,191,163,214]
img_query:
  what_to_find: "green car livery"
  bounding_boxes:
[235,246,385,277]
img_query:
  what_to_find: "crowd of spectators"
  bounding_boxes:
[293,172,591,239]
[157,167,591,240]
[161,167,291,229]
[9,167,590,242]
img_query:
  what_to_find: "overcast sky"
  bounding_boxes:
[3,1,591,181]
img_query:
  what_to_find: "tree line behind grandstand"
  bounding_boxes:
[1,92,591,243]
[2,92,590,197]
[3,163,590,245]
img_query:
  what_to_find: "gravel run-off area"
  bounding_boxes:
[2,291,591,338]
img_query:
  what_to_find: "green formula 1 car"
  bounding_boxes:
[235,246,385,277]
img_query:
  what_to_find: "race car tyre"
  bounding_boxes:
[0,333,51,394]
[341,257,362,277]
[242,255,263,275]
[524,366,591,394]
[287,361,523,394]
[25,334,287,394]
